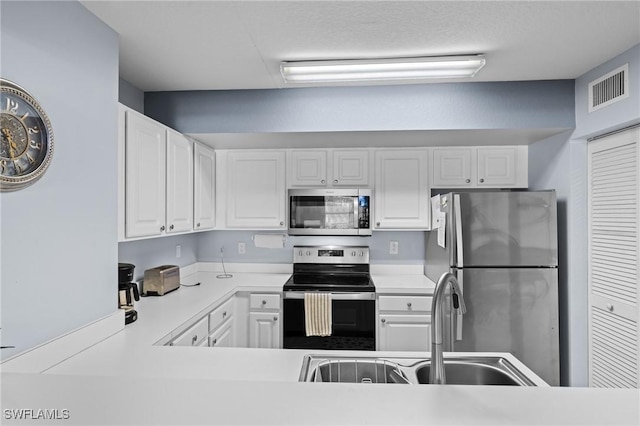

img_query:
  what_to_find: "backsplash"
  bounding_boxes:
[118,233,199,282]
[197,230,425,265]
[119,230,425,281]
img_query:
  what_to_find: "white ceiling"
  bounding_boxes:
[82,1,640,92]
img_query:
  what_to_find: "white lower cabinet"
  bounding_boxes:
[248,293,281,349]
[209,318,234,348]
[208,297,235,348]
[377,295,432,352]
[169,316,209,347]
[249,312,280,349]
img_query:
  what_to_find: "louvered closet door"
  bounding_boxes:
[588,127,640,388]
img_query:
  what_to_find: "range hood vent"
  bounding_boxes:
[588,63,629,112]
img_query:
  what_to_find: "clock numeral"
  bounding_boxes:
[26,153,35,164]
[0,160,6,173]
[13,160,22,174]
[5,98,19,114]
[29,140,42,150]
[28,126,39,134]
[21,111,30,121]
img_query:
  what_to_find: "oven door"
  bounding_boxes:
[283,292,376,350]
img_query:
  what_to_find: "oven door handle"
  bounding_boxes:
[283,292,375,301]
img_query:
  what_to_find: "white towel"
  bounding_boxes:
[304,292,332,337]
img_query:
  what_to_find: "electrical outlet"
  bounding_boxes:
[389,241,399,255]
[238,242,246,254]
[176,245,182,258]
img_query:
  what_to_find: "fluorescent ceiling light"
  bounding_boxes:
[280,55,486,84]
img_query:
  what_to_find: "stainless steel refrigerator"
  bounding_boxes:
[425,190,559,385]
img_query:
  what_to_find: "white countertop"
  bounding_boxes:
[2,267,639,425]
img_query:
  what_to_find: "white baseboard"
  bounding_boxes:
[1,310,124,374]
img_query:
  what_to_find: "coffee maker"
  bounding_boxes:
[118,263,139,324]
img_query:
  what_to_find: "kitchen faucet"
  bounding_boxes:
[430,272,466,384]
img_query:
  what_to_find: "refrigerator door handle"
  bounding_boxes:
[455,271,464,341]
[453,194,464,268]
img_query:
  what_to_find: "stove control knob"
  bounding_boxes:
[359,251,365,257]
[298,250,303,257]
[351,251,356,257]
[306,250,311,256]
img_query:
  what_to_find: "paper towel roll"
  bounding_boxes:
[253,234,285,249]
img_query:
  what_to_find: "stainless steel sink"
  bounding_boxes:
[303,358,411,383]
[299,354,541,386]
[413,357,534,386]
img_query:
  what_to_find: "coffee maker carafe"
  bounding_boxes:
[118,263,139,324]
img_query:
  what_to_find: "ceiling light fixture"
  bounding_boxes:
[280,55,486,84]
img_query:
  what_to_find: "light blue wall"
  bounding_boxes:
[197,231,425,265]
[118,234,199,283]
[119,78,145,113]
[528,43,640,387]
[145,80,575,134]
[0,1,119,359]
[575,45,640,139]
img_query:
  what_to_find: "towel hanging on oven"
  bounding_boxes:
[304,292,332,337]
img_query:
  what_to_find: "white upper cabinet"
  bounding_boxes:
[476,146,527,187]
[223,150,287,229]
[119,104,196,240]
[166,130,194,234]
[374,149,430,229]
[193,143,216,231]
[432,147,474,187]
[432,146,528,188]
[124,109,167,238]
[331,149,370,186]
[288,149,370,187]
[289,150,327,186]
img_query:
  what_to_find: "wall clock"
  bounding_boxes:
[1,78,54,191]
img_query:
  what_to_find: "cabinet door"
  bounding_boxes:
[332,150,370,186]
[289,150,327,187]
[477,147,522,187]
[166,130,193,233]
[374,150,430,229]
[194,143,216,230]
[432,148,474,187]
[378,314,431,352]
[226,151,286,228]
[117,105,126,242]
[125,111,166,238]
[249,312,280,349]
[588,128,640,388]
[209,318,234,348]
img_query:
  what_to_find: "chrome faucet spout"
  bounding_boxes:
[430,272,466,384]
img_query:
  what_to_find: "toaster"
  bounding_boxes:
[143,265,180,296]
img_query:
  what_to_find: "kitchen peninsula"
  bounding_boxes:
[2,266,638,425]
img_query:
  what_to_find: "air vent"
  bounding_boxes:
[588,64,629,112]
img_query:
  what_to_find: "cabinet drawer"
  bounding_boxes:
[209,297,234,332]
[250,293,281,310]
[171,316,208,346]
[378,295,432,312]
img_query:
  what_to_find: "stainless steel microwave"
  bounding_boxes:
[288,188,372,236]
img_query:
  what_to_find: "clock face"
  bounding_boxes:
[1,79,54,191]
